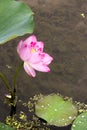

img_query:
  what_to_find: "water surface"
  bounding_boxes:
[0,0,87,129]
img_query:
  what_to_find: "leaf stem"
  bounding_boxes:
[0,73,11,93]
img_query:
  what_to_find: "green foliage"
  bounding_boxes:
[0,122,14,130]
[71,111,87,130]
[5,94,87,129]
[6,96,50,130]
[0,0,34,44]
[35,94,78,127]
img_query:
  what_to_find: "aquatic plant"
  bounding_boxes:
[35,94,87,129]
[0,0,52,129]
[5,94,87,130]
[35,94,78,127]
[71,111,87,130]
[17,35,53,77]
[0,0,34,118]
[0,0,87,130]
[0,122,14,130]
[0,0,34,44]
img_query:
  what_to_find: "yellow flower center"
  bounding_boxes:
[31,48,36,53]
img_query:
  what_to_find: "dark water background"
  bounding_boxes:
[0,0,87,129]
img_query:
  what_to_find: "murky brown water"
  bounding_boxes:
[0,0,87,129]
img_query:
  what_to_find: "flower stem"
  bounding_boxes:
[13,61,23,91]
[9,62,23,117]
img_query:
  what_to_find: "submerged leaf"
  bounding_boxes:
[35,94,78,127]
[71,112,87,130]
[0,122,14,130]
[0,0,34,44]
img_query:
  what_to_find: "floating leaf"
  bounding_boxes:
[71,112,87,130]
[35,94,78,127]
[0,0,34,44]
[0,122,14,130]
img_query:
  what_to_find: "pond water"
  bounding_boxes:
[0,0,87,130]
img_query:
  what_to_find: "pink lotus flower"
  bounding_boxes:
[17,35,53,77]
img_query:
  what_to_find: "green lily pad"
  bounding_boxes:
[0,0,34,44]
[0,122,14,130]
[71,112,87,130]
[35,94,78,127]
